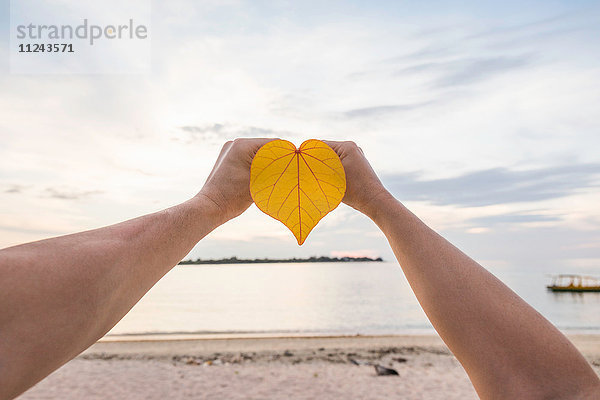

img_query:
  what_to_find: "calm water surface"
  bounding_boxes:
[109,262,600,336]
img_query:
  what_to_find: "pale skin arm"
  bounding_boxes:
[325,140,600,400]
[0,138,273,400]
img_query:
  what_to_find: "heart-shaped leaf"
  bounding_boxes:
[250,139,346,245]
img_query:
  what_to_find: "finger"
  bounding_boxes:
[242,137,280,163]
[250,137,279,152]
[322,140,343,154]
[232,137,277,146]
[322,139,343,147]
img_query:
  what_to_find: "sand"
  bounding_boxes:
[17,334,600,399]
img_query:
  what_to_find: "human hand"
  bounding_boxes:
[323,140,391,218]
[197,138,275,223]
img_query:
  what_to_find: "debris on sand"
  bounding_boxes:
[348,358,371,366]
[374,364,399,376]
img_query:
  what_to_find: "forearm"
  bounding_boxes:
[0,195,223,399]
[367,193,599,399]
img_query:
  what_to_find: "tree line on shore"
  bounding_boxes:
[179,256,384,265]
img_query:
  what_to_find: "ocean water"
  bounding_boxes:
[108,262,600,336]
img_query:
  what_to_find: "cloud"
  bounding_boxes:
[3,184,102,200]
[469,213,562,226]
[3,184,28,194]
[342,101,435,119]
[383,163,600,207]
[179,123,294,143]
[44,187,103,200]
[464,13,576,41]
[181,123,226,134]
[382,45,454,64]
[395,54,535,88]
[345,53,536,118]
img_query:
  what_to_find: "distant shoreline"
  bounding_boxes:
[178,256,384,265]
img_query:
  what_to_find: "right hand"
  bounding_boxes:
[323,140,392,217]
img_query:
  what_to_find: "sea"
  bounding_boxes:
[108,262,600,336]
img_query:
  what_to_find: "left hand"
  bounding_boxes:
[197,138,275,222]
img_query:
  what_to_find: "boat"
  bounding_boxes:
[547,274,600,292]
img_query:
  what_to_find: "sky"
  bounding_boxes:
[1,0,599,273]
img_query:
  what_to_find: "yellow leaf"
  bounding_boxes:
[250,139,346,245]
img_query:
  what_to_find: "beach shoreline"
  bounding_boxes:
[18,334,600,399]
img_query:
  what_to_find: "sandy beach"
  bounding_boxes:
[16,334,600,399]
